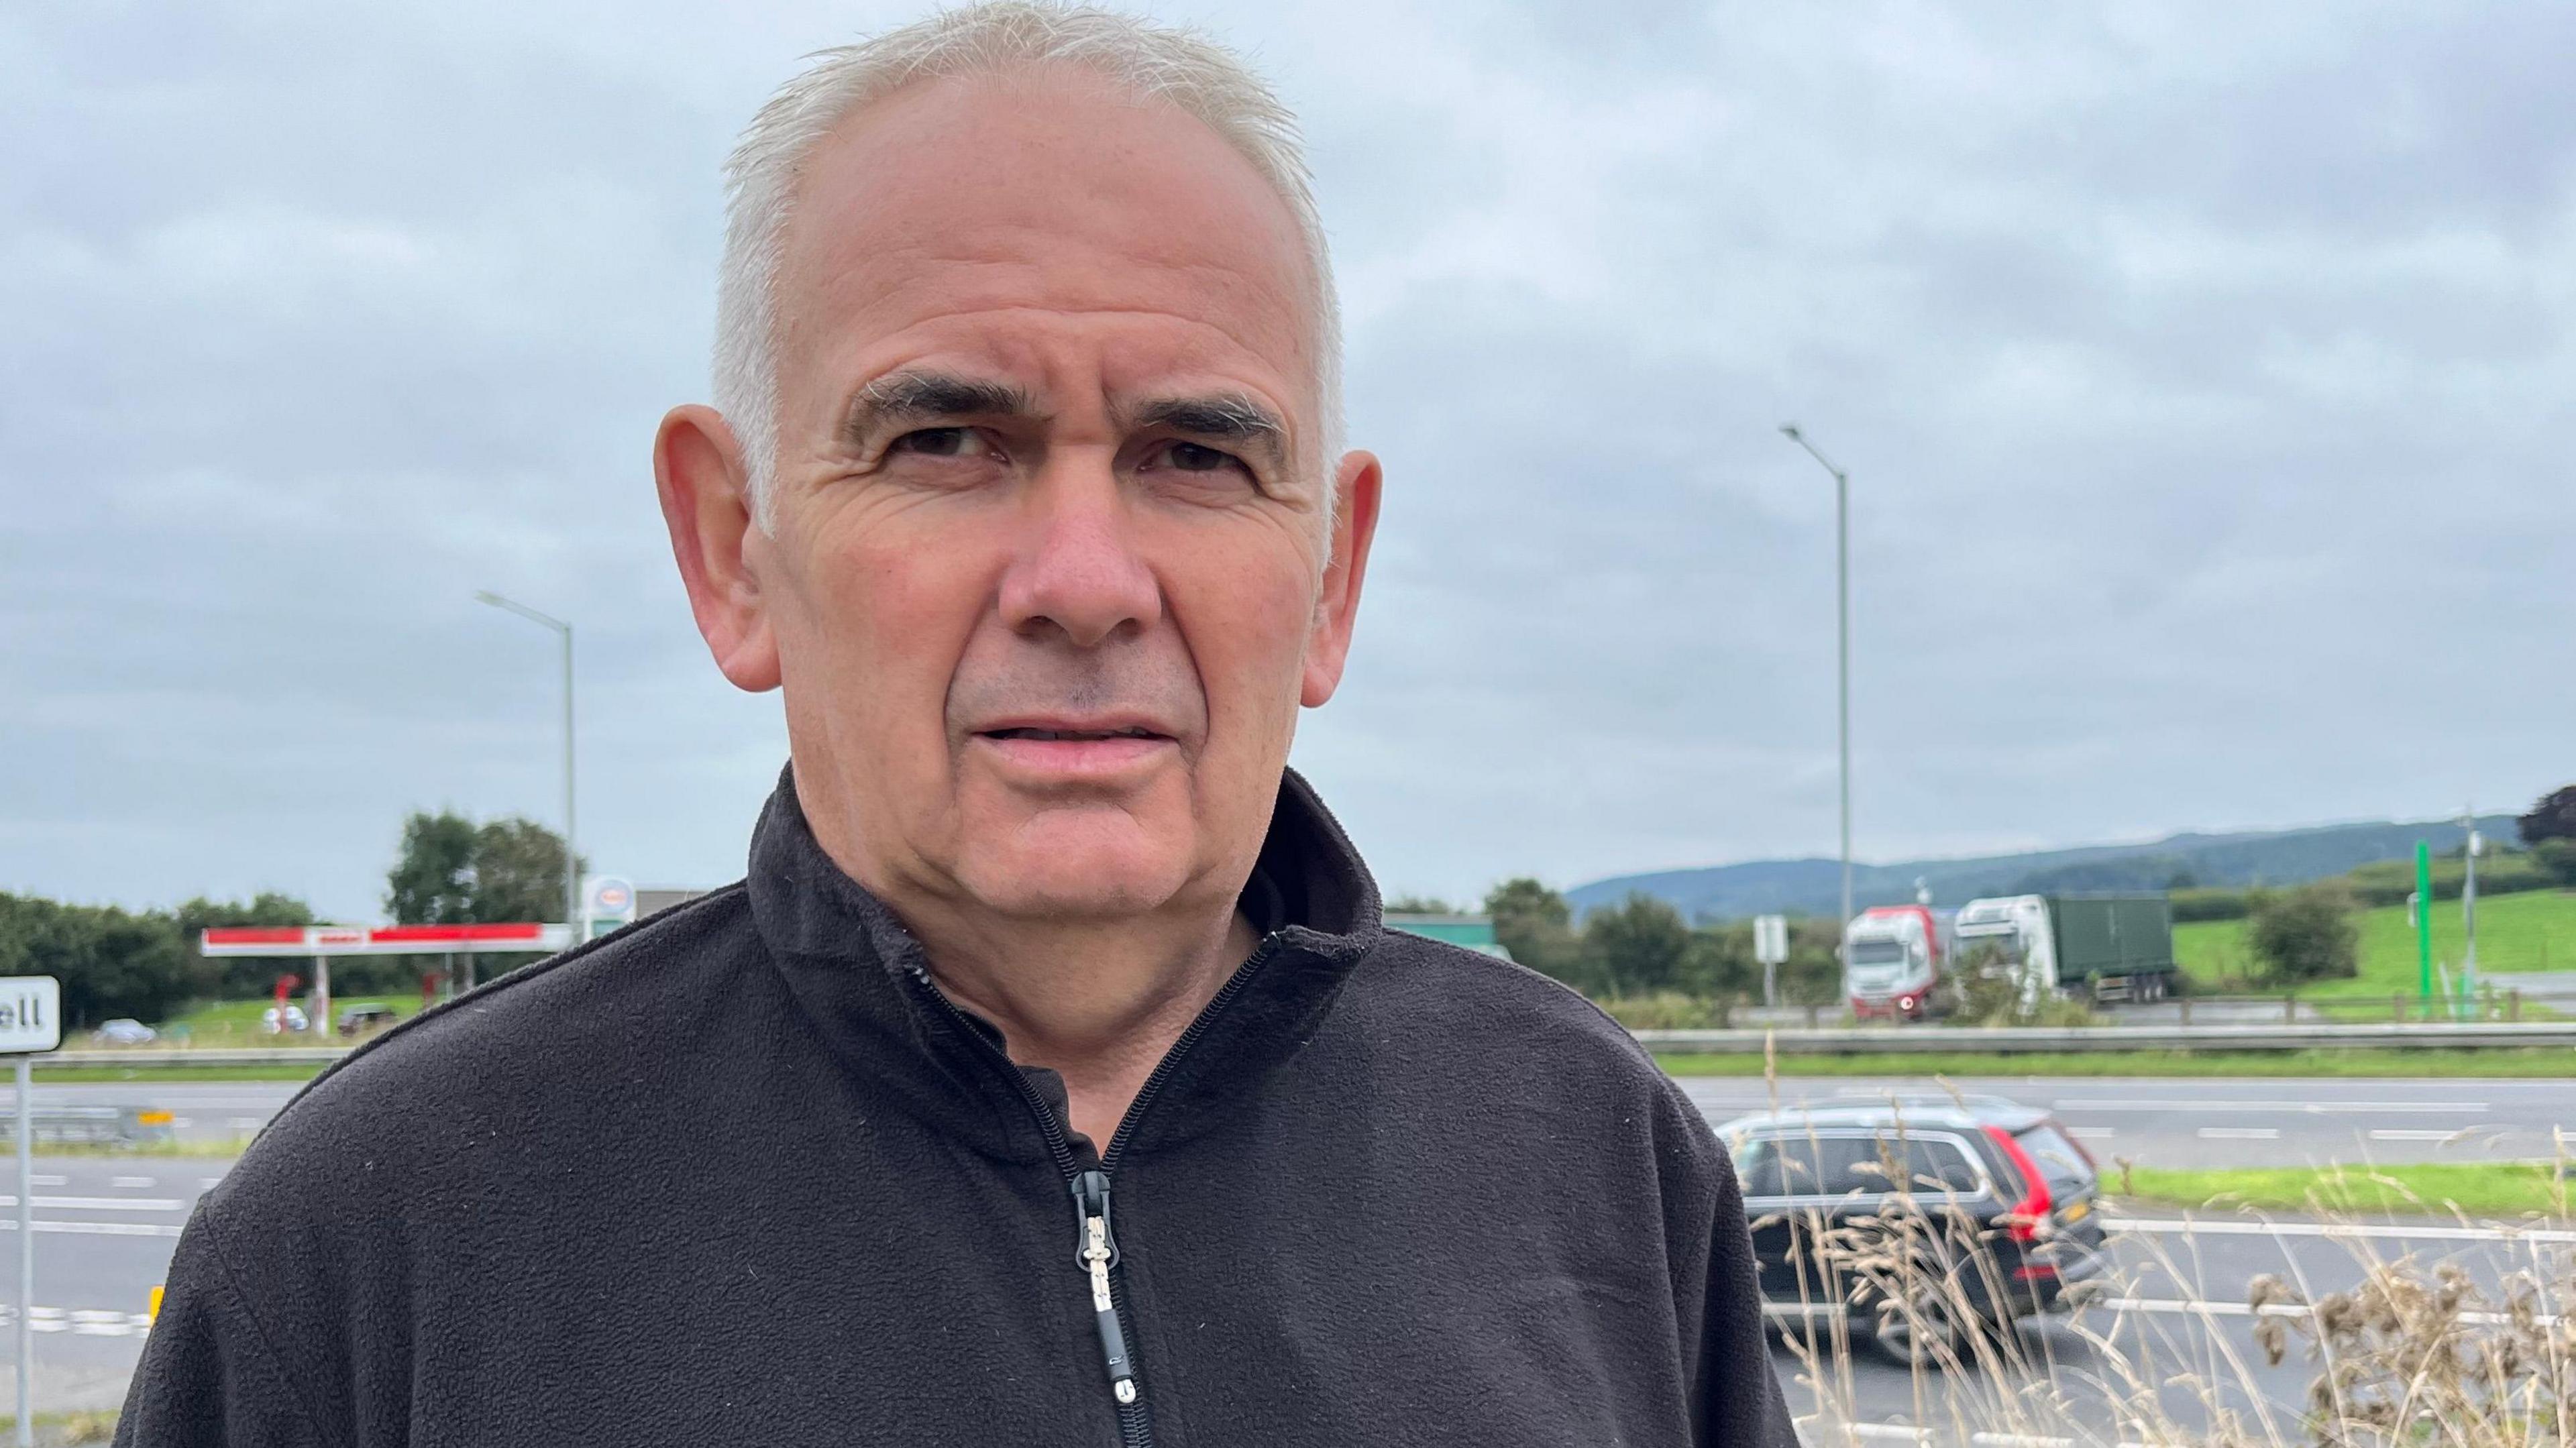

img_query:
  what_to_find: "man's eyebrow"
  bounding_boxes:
[1130,393,1289,465]
[840,370,1037,445]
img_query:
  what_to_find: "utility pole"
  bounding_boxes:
[1779,425,1854,930]
[475,593,579,940]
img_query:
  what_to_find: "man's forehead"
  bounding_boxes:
[773,65,1315,399]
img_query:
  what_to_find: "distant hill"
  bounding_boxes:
[1566,815,2523,923]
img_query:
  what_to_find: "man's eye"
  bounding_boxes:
[888,428,992,459]
[1161,441,1238,473]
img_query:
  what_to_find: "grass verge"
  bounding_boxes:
[34,1064,328,1083]
[2114,1160,2573,1217]
[1654,1046,2576,1077]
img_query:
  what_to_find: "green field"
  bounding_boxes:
[2176,886,2576,998]
[154,994,425,1044]
[1654,1048,2576,1078]
[2116,1160,2572,1217]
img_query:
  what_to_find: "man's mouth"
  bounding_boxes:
[979,726,1167,743]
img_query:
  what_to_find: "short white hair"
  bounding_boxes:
[714,2,1344,533]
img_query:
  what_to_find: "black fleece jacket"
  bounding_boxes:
[118,770,1794,1447]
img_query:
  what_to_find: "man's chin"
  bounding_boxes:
[953,814,1198,922]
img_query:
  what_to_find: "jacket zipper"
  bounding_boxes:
[903,934,1285,1447]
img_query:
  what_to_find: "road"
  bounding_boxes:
[10,1074,2571,1428]
[1677,1074,2574,1168]
[1777,1211,2576,1445]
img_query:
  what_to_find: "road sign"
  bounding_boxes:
[1752,915,1790,966]
[0,978,58,1056]
[0,977,58,1448]
[1753,915,1790,1009]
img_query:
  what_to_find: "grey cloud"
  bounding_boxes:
[3,0,2571,917]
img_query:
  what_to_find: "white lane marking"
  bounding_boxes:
[224,1117,266,1129]
[29,1175,66,1188]
[198,1176,224,1190]
[2196,1127,2280,1140]
[110,1175,156,1188]
[1840,1422,2157,1448]
[2368,1128,2467,1141]
[2055,1099,2488,1114]
[169,1117,193,1127]
[2066,1127,2115,1141]
[2106,1215,2576,1245]
[0,1307,155,1339]
[0,1195,186,1213]
[2090,1295,2559,1329]
[0,1219,181,1238]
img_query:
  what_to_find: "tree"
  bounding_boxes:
[1679,924,1756,1001]
[1484,878,1582,989]
[385,811,581,926]
[0,893,193,1027]
[1580,893,1689,997]
[173,892,318,998]
[2246,882,2360,988]
[1383,894,1457,915]
[2536,838,2576,888]
[2520,786,2576,846]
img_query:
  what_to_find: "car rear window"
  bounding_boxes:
[1731,1131,1982,1198]
[2012,1122,2094,1192]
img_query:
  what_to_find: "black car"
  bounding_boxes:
[1715,1095,2108,1365]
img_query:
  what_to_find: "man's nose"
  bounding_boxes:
[995,459,1163,647]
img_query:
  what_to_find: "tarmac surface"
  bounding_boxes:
[7,1074,2569,1431]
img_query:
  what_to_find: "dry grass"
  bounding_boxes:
[1756,1053,2575,1446]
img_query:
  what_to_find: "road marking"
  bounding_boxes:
[0,1307,155,1339]
[2056,1099,2487,1114]
[2195,1127,2280,1140]
[1839,1422,2156,1448]
[224,1117,266,1129]
[2367,1128,2468,1141]
[30,1175,66,1188]
[2065,1127,2115,1141]
[198,1176,224,1190]
[0,1195,186,1213]
[2090,1294,2558,1329]
[2106,1215,2576,1245]
[110,1175,156,1188]
[0,1219,182,1238]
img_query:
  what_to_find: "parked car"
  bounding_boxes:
[336,1005,398,1037]
[93,1018,158,1046]
[1715,1095,2108,1365]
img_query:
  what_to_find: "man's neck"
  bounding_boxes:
[900,897,1264,1150]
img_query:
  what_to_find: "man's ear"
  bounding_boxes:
[655,404,782,692]
[1301,449,1383,708]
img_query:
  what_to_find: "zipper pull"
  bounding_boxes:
[1070,1169,1140,1406]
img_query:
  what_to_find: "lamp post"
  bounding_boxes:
[1778,425,1853,933]
[474,592,578,942]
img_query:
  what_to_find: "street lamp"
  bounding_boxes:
[1778,424,1853,932]
[474,592,578,941]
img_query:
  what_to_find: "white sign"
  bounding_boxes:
[1752,915,1790,966]
[0,978,60,1055]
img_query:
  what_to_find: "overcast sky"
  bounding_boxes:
[6,1,2573,920]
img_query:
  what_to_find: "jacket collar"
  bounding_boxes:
[747,765,1383,1164]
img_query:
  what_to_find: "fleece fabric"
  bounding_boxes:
[117,769,1795,1447]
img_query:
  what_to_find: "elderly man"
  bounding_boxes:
[121,6,1790,1445]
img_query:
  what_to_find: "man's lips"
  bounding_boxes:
[968,719,1181,777]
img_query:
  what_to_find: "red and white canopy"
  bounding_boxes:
[199,924,572,957]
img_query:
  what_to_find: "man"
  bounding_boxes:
[121,6,1792,1444]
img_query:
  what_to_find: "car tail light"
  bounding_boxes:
[2012,1262,2058,1281]
[1982,1125,2053,1242]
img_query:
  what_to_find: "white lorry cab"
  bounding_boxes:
[1841,905,1956,1021]
[1951,895,2059,1007]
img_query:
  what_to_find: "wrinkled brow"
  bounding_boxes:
[839,370,1037,447]
[1130,394,1289,470]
